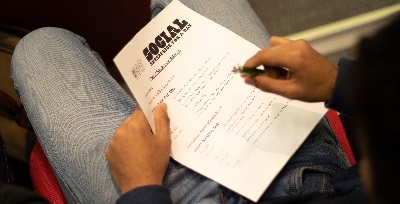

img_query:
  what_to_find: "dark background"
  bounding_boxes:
[0,0,151,68]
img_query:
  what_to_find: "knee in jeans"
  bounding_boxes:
[19,27,82,53]
[22,27,69,45]
[13,27,69,61]
[11,27,82,87]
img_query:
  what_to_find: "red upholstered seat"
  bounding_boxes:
[29,140,67,204]
[326,109,357,165]
[30,140,67,203]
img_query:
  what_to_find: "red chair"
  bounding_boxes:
[29,109,356,203]
[326,109,357,165]
[30,140,67,203]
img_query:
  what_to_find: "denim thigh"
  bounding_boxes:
[164,116,351,203]
[259,116,351,200]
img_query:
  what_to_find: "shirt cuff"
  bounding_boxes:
[325,57,354,116]
[116,185,172,204]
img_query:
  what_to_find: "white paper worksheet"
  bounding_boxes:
[114,1,327,202]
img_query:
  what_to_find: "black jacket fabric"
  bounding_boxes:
[0,182,49,204]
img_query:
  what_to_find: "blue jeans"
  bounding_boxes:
[11,0,350,203]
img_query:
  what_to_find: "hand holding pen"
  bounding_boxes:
[235,36,338,103]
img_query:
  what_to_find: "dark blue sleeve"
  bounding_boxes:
[116,185,172,204]
[325,58,354,116]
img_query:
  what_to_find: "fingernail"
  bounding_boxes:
[161,102,168,112]
[244,77,255,86]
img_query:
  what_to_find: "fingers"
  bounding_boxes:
[154,103,171,144]
[120,106,140,124]
[244,37,304,69]
[105,103,172,194]
[122,106,150,128]
[243,36,338,102]
[245,36,293,68]
[244,46,291,69]
[131,106,147,124]
[244,75,289,96]
[119,103,171,138]
[269,36,293,47]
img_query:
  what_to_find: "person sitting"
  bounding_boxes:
[9,0,400,203]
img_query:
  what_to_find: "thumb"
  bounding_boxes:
[154,103,171,143]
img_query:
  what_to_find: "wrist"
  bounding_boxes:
[119,178,163,194]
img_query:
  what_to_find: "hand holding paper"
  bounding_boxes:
[113,1,327,201]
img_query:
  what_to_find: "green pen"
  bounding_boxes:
[231,65,266,77]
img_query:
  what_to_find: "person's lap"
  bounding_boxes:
[10,0,350,203]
